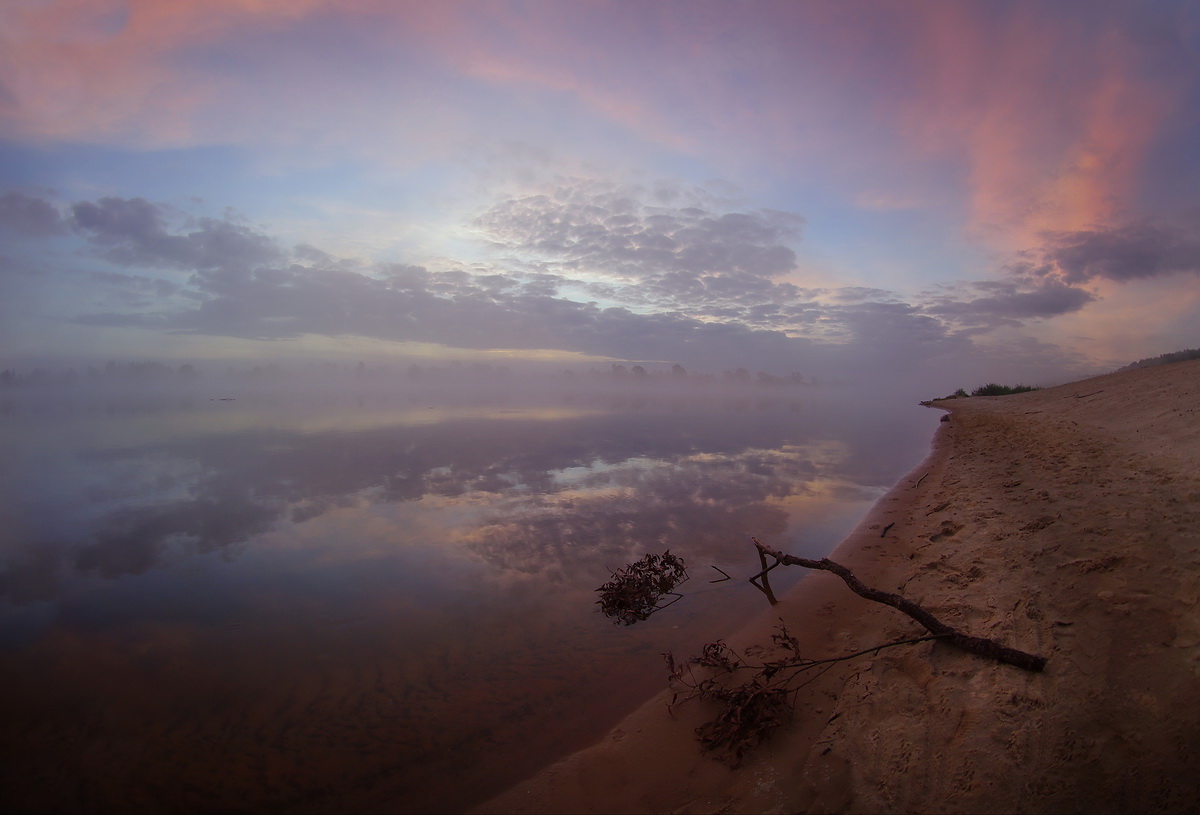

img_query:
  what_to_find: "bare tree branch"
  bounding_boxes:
[751,538,1047,672]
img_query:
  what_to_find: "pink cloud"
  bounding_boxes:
[1,0,317,145]
[0,0,452,148]
[1,0,1190,257]
[881,3,1181,248]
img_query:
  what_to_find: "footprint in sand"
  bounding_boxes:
[928,521,964,542]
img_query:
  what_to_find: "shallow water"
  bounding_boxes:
[0,386,938,812]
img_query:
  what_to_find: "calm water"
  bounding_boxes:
[0,386,939,813]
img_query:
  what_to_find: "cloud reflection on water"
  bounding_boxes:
[2,391,933,604]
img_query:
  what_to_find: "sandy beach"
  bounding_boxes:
[475,359,1200,814]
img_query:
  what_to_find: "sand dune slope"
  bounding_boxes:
[477,359,1200,814]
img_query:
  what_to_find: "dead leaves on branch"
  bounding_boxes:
[666,633,799,764]
[695,683,792,763]
[595,551,689,625]
[665,623,953,765]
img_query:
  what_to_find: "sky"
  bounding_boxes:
[1,0,1199,394]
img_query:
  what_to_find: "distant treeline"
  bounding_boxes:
[0,360,819,390]
[1116,348,1200,372]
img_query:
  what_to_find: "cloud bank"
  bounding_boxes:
[1040,222,1200,284]
[8,180,1195,390]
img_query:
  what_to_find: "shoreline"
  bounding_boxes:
[474,403,959,814]
[475,359,1200,814]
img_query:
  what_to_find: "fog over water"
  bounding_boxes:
[0,377,940,813]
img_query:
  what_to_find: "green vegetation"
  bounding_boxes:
[930,383,1039,401]
[969,383,1039,396]
[930,348,1200,403]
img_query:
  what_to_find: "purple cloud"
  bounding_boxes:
[71,197,282,271]
[924,279,1096,329]
[1040,221,1200,283]
[0,191,65,236]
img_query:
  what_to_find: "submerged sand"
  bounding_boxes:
[476,359,1200,814]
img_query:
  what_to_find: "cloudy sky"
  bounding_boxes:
[2,0,1198,391]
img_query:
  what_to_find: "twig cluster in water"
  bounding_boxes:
[595,551,689,625]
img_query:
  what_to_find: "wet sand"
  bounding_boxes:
[476,359,1200,814]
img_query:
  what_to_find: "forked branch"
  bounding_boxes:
[751,538,1047,672]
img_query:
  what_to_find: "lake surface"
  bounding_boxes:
[0,385,940,813]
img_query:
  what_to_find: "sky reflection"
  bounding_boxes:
[0,389,939,812]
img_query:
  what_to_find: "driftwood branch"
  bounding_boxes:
[751,538,1047,672]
